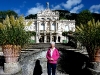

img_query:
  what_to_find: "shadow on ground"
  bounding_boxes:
[0,56,5,67]
[57,48,92,75]
[62,41,77,49]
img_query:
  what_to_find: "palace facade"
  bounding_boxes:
[25,3,75,43]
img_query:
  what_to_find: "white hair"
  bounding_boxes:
[50,42,55,45]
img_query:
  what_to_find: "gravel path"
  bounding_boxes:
[19,49,68,75]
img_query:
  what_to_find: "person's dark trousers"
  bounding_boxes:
[47,63,57,75]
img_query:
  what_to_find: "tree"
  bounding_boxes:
[69,13,78,20]
[27,31,36,36]
[62,31,74,41]
[0,15,32,46]
[54,10,70,19]
[6,10,18,17]
[0,10,18,23]
[75,19,100,61]
[62,31,74,37]
[76,10,93,26]
[62,31,68,36]
[92,13,100,22]
[25,14,37,19]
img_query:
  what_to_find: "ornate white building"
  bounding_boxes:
[25,2,75,43]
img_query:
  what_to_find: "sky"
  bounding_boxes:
[0,0,100,16]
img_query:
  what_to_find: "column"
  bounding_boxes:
[36,33,39,43]
[45,21,47,31]
[55,21,58,43]
[50,32,52,43]
[56,35,58,43]
[44,21,47,43]
[56,21,58,32]
[38,22,40,42]
[50,21,52,31]
[44,31,46,43]
[36,22,39,43]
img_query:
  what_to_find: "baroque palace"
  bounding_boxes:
[25,2,75,43]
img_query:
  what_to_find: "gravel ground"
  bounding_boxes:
[19,49,68,75]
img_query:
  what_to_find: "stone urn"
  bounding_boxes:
[2,45,21,74]
[88,49,100,75]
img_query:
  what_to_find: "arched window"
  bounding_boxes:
[65,25,69,31]
[40,23,45,30]
[51,22,56,30]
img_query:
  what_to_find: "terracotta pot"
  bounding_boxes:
[2,45,21,63]
[94,49,100,62]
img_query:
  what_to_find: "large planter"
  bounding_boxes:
[2,45,21,74]
[2,45,21,63]
[94,49,100,62]
[88,62,100,75]
[88,49,100,75]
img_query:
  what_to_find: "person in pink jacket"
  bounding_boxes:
[46,42,60,75]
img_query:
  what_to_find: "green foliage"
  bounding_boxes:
[67,31,73,34]
[25,14,37,19]
[92,13,100,22]
[62,31,68,36]
[0,10,18,23]
[75,19,100,60]
[62,31,74,36]
[0,15,32,47]
[27,31,36,36]
[54,10,70,20]
[76,10,93,26]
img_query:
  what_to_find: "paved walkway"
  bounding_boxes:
[0,43,87,75]
[20,49,69,75]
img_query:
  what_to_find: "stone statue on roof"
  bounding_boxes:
[46,2,49,9]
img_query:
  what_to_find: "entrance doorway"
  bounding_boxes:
[39,36,44,43]
[58,36,60,42]
[47,36,50,42]
[41,36,44,42]
[52,36,56,42]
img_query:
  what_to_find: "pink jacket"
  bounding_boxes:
[46,48,60,64]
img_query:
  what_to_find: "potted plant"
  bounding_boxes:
[0,15,32,74]
[75,19,100,74]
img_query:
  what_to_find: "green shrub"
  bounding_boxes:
[0,15,32,47]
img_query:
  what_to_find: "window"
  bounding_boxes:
[65,25,69,31]
[51,23,56,30]
[40,23,45,30]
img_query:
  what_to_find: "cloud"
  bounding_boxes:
[89,4,100,13]
[51,4,62,10]
[20,1,26,8]
[70,4,84,13]
[26,0,84,15]
[62,0,82,9]
[26,3,45,15]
